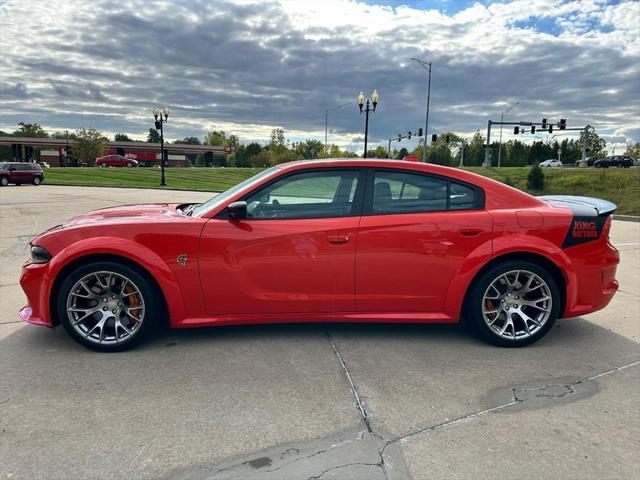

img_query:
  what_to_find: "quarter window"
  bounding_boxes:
[244,170,360,219]
[371,170,478,214]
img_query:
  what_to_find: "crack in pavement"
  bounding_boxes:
[325,332,372,433]
[153,354,640,480]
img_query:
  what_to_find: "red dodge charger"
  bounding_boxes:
[19,160,619,351]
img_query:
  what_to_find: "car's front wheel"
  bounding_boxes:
[100,162,107,167]
[0,177,8,186]
[32,176,42,185]
[465,261,560,347]
[57,261,161,351]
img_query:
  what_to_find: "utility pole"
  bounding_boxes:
[483,120,493,167]
[497,101,519,167]
[411,58,432,163]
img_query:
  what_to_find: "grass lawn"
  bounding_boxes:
[43,165,640,216]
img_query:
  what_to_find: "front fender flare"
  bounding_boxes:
[44,237,185,324]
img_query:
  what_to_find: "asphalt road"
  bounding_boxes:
[1,185,639,480]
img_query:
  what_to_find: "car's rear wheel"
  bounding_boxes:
[465,261,560,347]
[57,261,161,352]
[32,176,42,185]
[0,177,8,186]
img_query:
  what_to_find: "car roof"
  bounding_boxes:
[274,158,543,210]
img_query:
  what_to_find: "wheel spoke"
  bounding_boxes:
[67,270,145,346]
[483,269,552,340]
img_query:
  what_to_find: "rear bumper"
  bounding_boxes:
[562,241,619,318]
[18,261,54,327]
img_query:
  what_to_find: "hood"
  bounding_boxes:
[62,203,184,227]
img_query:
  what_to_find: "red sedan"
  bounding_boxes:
[95,155,139,168]
[19,160,619,351]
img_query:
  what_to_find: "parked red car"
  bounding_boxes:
[19,160,619,351]
[95,155,139,168]
[0,162,44,186]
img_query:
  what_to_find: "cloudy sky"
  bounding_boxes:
[1,0,638,153]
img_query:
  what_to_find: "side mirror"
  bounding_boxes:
[227,201,247,219]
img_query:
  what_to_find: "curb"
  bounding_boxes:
[42,183,220,193]
[613,214,640,223]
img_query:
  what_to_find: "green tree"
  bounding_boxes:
[527,163,545,191]
[147,128,160,143]
[463,131,486,166]
[13,122,48,138]
[624,142,640,161]
[293,139,324,159]
[577,128,606,159]
[396,147,408,160]
[73,128,107,166]
[366,145,388,158]
[114,133,133,142]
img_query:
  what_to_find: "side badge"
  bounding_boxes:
[177,254,188,266]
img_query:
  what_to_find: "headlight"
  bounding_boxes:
[30,245,52,264]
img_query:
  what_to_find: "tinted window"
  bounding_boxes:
[449,182,476,210]
[371,170,478,214]
[245,170,359,219]
[372,171,447,214]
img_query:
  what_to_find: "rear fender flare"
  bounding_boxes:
[444,234,576,318]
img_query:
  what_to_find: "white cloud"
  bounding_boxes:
[0,0,638,153]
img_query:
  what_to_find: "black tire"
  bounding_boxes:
[57,261,162,352]
[0,177,8,186]
[32,176,42,185]
[126,162,133,167]
[101,162,107,167]
[464,260,560,347]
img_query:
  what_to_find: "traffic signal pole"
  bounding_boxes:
[483,118,573,167]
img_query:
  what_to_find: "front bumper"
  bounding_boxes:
[19,261,54,327]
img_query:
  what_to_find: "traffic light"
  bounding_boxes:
[549,125,553,133]
[514,126,519,135]
[418,128,423,136]
[408,131,412,139]
[541,118,547,129]
[431,134,438,143]
[559,119,566,130]
[531,125,536,134]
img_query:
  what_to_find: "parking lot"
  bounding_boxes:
[1,185,639,480]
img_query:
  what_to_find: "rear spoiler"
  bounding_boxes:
[538,195,616,248]
[538,195,617,217]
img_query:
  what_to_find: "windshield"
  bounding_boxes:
[192,167,279,217]
[0,163,9,170]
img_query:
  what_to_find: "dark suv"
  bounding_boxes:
[0,162,45,186]
[594,156,634,168]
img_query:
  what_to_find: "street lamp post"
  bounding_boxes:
[357,90,379,159]
[325,102,350,157]
[411,57,432,163]
[497,101,519,167]
[153,106,170,186]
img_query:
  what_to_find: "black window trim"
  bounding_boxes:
[362,167,485,216]
[216,167,368,220]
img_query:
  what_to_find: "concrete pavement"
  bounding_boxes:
[1,185,638,479]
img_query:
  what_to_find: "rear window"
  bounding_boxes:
[370,170,480,215]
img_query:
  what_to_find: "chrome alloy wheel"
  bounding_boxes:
[66,271,145,345]
[481,269,552,340]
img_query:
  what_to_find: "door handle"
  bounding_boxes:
[458,227,482,237]
[328,235,350,245]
